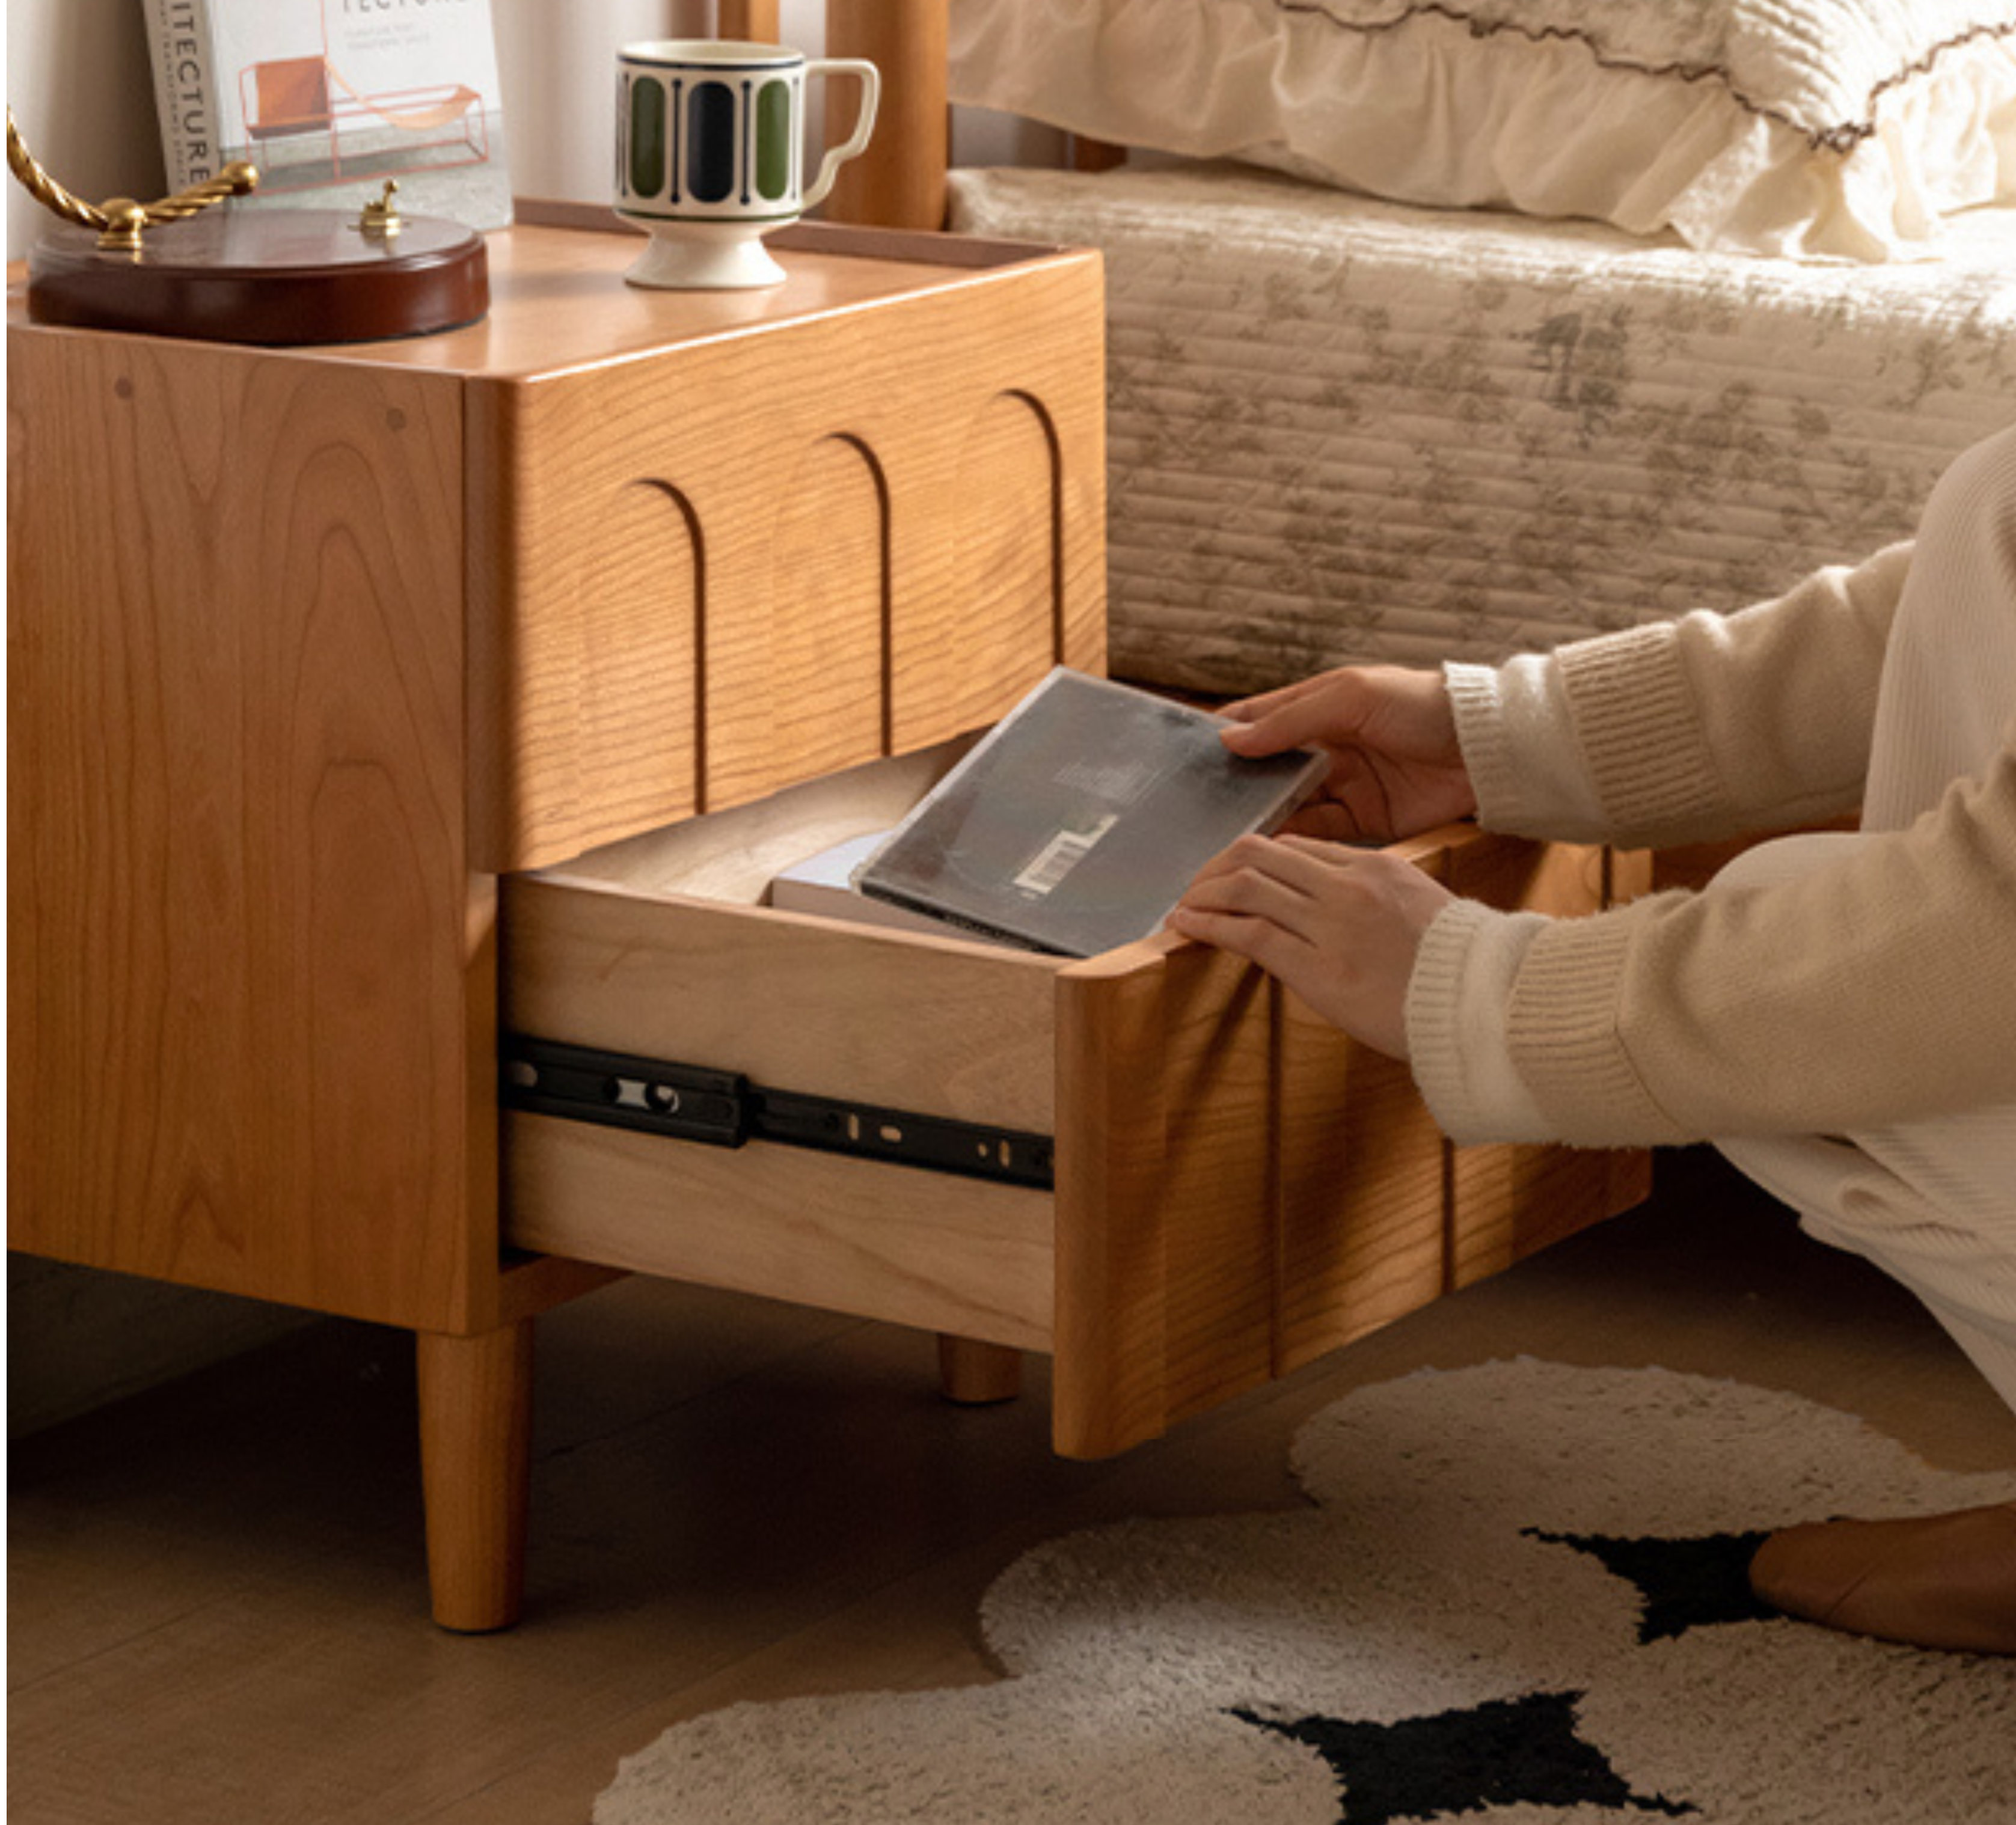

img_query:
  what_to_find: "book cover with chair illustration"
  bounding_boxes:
[141,0,512,231]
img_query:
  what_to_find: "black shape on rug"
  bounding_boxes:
[1523,1527,1779,1643]
[1231,1690,1695,1824]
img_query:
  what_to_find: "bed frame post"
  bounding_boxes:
[716,2,781,40]
[823,0,949,229]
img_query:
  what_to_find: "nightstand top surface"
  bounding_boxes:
[7,207,1089,386]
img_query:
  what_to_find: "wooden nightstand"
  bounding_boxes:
[9,207,1646,1633]
[8,210,1106,1629]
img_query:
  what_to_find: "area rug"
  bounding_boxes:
[595,1360,2016,1824]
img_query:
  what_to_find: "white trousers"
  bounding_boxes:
[1712,832,2016,1414]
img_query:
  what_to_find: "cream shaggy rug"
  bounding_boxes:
[596,1360,2016,1824]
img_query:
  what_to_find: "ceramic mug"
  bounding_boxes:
[615,40,880,290]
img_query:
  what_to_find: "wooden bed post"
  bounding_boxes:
[717,2,781,40]
[823,0,949,229]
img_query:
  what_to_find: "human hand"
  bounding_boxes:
[1166,834,1454,1059]
[1219,665,1477,842]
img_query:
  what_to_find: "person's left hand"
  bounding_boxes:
[1165,835,1455,1059]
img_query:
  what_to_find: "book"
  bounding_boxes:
[851,668,1328,957]
[141,0,513,231]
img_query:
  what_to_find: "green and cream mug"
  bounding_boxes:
[615,39,880,289]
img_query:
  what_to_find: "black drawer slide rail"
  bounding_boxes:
[502,1035,1055,1191]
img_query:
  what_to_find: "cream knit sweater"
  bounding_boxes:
[1406,421,2016,1149]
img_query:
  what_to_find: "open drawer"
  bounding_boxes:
[500,740,1649,1460]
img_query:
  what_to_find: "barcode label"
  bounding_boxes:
[1013,814,1118,898]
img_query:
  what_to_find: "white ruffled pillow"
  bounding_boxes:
[948,0,2016,260]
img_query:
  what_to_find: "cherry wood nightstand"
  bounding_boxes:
[8,210,1105,1628]
[10,206,1644,1632]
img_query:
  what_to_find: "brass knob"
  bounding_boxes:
[358,180,403,239]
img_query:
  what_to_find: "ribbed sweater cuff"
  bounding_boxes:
[1552,625,1735,842]
[1445,662,1522,828]
[1406,898,1555,1145]
[1448,656,1610,839]
[1508,910,1693,1148]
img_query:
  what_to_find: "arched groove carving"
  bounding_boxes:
[996,388,1067,662]
[631,477,708,809]
[707,430,891,806]
[823,431,896,755]
[577,476,708,821]
[897,388,1062,752]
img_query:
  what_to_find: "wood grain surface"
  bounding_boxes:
[7,325,487,1331]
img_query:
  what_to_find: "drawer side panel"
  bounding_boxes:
[503,881,1058,1133]
[505,1113,1053,1350]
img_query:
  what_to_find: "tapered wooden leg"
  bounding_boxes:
[417,1320,534,1633]
[937,1334,1022,1405]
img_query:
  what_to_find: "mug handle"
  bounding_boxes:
[800,60,881,212]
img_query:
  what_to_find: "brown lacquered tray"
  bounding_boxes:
[25,205,488,344]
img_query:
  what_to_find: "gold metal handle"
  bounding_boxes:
[6,106,258,251]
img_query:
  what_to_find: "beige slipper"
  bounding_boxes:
[1750,1501,2016,1655]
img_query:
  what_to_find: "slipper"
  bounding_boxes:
[1750,1501,2016,1655]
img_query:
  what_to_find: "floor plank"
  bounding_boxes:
[11,1150,2014,1824]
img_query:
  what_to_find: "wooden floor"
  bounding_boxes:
[11,1148,2015,1825]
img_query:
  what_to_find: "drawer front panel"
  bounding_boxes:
[1051,941,1290,1458]
[766,435,889,787]
[895,388,1062,753]
[471,253,1106,873]
[1274,994,1448,1377]
[1050,827,1645,1459]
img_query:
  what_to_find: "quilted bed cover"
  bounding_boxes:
[947,163,2016,697]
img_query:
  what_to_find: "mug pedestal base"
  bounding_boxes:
[623,221,789,291]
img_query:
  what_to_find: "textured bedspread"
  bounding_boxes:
[949,163,2016,696]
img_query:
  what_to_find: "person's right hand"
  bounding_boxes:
[1218,664,1478,843]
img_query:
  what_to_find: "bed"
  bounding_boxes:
[799,0,2016,701]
